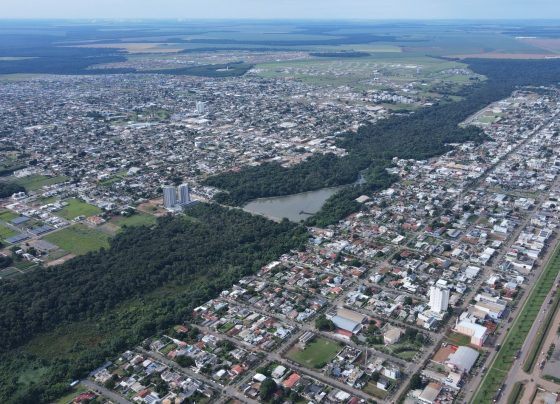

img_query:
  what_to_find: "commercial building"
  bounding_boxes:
[454,319,488,347]
[446,346,479,373]
[429,285,450,314]
[163,186,177,209]
[178,183,191,205]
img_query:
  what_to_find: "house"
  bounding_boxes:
[283,373,301,389]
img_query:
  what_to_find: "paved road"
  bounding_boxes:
[139,348,257,404]
[80,380,132,404]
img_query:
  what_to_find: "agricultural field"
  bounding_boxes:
[13,174,68,191]
[254,54,479,96]
[56,199,102,220]
[473,245,560,403]
[43,224,110,255]
[286,337,341,369]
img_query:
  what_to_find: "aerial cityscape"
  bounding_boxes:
[1,2,560,404]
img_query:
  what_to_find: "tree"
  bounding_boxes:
[410,373,424,390]
[315,315,335,331]
[260,378,277,400]
[175,356,195,368]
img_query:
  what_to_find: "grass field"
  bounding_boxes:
[523,272,560,372]
[286,337,341,369]
[111,213,157,228]
[56,199,102,220]
[43,224,110,255]
[14,174,68,191]
[364,382,389,399]
[53,385,88,404]
[0,223,17,239]
[447,332,472,346]
[506,382,525,404]
[473,245,560,403]
[0,210,18,222]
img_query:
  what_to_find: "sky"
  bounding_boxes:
[2,0,559,20]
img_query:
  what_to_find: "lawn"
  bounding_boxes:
[53,385,88,404]
[56,199,102,220]
[43,224,110,255]
[473,244,560,403]
[14,174,68,191]
[0,210,18,222]
[286,337,341,369]
[0,223,17,239]
[363,382,389,399]
[447,332,472,346]
[111,213,157,228]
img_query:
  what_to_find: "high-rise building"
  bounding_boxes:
[163,186,177,209]
[196,101,206,114]
[178,183,191,205]
[429,285,450,313]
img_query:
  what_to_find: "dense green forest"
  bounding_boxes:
[205,59,560,226]
[0,204,307,402]
[0,182,25,198]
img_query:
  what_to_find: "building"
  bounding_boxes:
[196,101,206,114]
[419,382,442,404]
[384,326,404,345]
[446,346,479,373]
[454,319,488,347]
[178,183,191,205]
[429,285,450,314]
[163,186,177,209]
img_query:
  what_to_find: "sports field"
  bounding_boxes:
[56,199,102,220]
[43,224,110,255]
[286,337,341,369]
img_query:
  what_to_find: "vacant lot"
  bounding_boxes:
[43,224,110,255]
[286,337,341,368]
[0,210,18,222]
[0,223,17,240]
[56,199,102,220]
[14,174,68,191]
[111,213,157,228]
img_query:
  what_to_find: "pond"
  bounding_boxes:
[243,186,344,222]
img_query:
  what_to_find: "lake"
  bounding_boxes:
[243,186,344,222]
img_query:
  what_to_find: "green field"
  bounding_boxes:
[56,199,102,220]
[0,210,18,222]
[14,175,68,191]
[43,224,110,255]
[364,382,389,399]
[0,223,17,239]
[53,385,88,404]
[473,245,560,403]
[286,337,341,368]
[111,213,157,228]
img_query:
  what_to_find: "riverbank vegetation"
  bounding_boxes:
[205,59,560,226]
[0,203,307,402]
